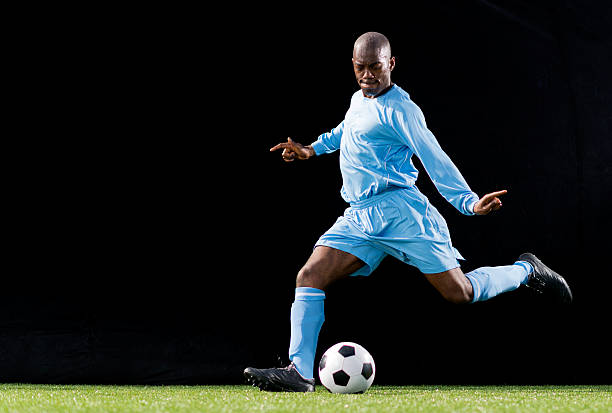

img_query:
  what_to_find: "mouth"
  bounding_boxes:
[360,80,379,88]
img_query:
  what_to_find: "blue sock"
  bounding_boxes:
[465,261,533,303]
[288,287,325,379]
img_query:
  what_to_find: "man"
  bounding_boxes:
[244,32,572,392]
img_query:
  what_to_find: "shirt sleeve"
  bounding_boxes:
[310,121,344,155]
[392,103,479,216]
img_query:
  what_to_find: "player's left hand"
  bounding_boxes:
[473,190,507,215]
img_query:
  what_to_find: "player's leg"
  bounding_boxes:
[424,255,572,304]
[382,188,570,304]
[244,246,367,392]
[289,246,364,381]
[423,262,533,304]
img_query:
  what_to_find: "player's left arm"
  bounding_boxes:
[393,103,503,216]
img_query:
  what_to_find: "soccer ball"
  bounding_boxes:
[318,342,375,394]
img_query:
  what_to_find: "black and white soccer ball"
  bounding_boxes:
[318,342,375,394]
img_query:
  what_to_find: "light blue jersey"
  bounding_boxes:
[311,84,481,275]
[311,84,479,215]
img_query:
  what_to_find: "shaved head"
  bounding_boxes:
[352,32,395,98]
[353,32,391,58]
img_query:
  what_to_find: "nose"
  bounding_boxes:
[362,69,375,79]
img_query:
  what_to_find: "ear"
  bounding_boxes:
[389,56,396,71]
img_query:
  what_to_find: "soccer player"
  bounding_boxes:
[244,32,572,392]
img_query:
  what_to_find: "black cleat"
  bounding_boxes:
[243,363,315,392]
[519,252,573,304]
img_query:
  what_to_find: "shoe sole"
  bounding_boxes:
[243,368,314,392]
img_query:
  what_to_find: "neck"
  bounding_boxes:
[363,83,394,99]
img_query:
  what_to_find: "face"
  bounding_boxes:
[352,46,395,97]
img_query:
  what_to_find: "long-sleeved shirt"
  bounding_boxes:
[310,84,479,216]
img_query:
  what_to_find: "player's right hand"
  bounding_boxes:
[270,137,315,162]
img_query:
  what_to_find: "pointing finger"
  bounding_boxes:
[488,190,508,198]
[270,142,291,152]
[480,191,507,204]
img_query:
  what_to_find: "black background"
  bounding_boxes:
[3,1,611,384]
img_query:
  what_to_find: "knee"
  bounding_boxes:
[296,265,324,289]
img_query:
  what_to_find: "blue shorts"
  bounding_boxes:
[315,186,464,275]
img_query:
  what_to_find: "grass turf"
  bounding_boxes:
[0,384,610,412]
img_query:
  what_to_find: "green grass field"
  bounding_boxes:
[0,384,610,412]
